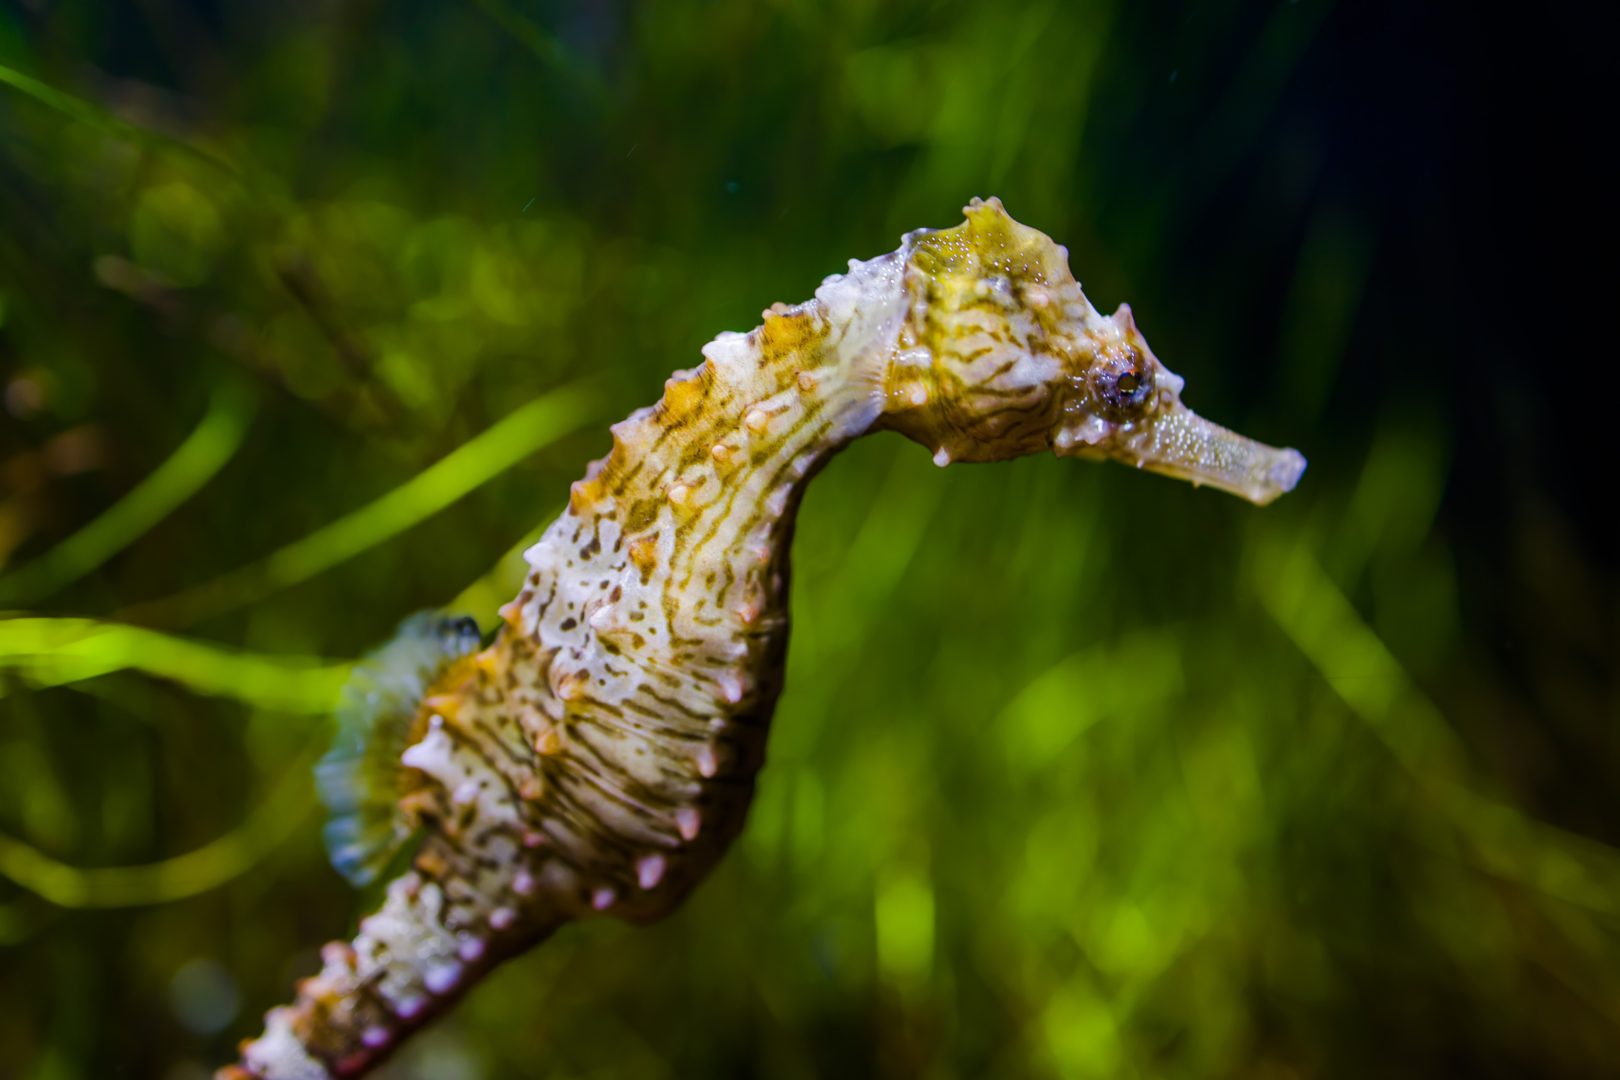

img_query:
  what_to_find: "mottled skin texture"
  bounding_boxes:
[224,199,1303,1079]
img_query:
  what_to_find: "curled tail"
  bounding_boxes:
[224,852,561,1078]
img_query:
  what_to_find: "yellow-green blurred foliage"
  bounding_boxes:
[1,2,1613,1078]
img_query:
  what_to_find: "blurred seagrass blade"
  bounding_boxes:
[0,735,322,908]
[0,611,343,907]
[0,59,245,181]
[0,617,349,713]
[121,383,597,627]
[0,384,255,607]
[1250,533,1620,920]
[466,0,609,102]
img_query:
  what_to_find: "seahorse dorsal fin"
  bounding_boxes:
[315,612,483,886]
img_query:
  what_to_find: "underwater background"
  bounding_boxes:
[1,1,1612,1077]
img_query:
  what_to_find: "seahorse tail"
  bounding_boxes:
[222,860,561,1079]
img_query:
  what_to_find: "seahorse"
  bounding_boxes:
[223,197,1304,1079]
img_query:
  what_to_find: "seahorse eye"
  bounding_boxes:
[1096,350,1154,415]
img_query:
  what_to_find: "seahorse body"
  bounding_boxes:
[225,198,1304,1079]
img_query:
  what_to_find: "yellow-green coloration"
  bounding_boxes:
[224,199,1303,1079]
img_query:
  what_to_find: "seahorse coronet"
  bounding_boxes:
[227,197,1305,1079]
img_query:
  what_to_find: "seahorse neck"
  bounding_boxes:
[511,248,912,679]
[595,246,912,525]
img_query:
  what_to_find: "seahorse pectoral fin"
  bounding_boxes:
[316,613,483,886]
[1074,400,1306,506]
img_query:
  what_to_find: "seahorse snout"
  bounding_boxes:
[1055,396,1307,506]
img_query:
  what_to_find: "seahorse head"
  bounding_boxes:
[882,197,1305,504]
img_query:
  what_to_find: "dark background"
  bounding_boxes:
[1,1,1614,1077]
